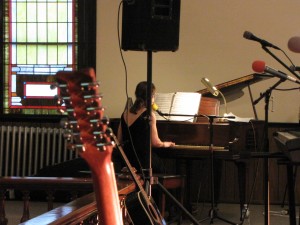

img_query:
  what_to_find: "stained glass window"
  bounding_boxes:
[2,0,77,115]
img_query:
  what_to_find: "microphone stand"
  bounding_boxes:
[198,115,238,225]
[261,45,300,80]
[253,45,300,225]
[253,78,284,225]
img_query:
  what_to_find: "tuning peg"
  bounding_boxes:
[63,131,74,141]
[105,127,114,138]
[59,117,69,128]
[56,96,64,106]
[84,93,103,99]
[101,115,110,125]
[80,81,100,88]
[57,83,67,88]
[50,83,58,90]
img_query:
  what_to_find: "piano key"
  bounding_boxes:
[171,144,227,151]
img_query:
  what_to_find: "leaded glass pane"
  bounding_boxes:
[38,23,47,42]
[27,46,37,64]
[3,0,77,114]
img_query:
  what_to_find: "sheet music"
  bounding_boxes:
[154,93,174,120]
[154,92,202,122]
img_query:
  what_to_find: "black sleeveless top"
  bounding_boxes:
[120,111,165,173]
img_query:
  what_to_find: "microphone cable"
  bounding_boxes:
[117,0,146,181]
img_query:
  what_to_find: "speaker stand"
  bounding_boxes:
[145,51,201,225]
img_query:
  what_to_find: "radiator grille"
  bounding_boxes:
[0,126,78,176]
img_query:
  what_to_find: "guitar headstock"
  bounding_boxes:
[55,68,113,156]
[55,68,124,225]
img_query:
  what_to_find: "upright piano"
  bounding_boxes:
[154,118,265,213]
[151,73,273,214]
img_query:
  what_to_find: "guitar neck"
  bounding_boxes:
[55,69,123,225]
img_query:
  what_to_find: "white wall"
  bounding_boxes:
[97,0,300,123]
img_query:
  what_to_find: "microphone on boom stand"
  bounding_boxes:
[152,103,164,116]
[252,60,300,85]
[243,31,281,50]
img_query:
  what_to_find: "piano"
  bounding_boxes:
[274,129,300,162]
[151,73,273,216]
[155,120,265,158]
[273,129,300,225]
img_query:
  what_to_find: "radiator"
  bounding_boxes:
[0,126,78,177]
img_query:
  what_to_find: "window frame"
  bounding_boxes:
[0,0,96,117]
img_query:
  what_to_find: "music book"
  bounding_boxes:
[154,92,202,122]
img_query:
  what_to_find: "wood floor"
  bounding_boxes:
[5,200,298,225]
[175,202,295,225]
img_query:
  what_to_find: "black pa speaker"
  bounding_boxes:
[121,0,180,52]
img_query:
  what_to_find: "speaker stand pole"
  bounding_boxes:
[145,50,153,196]
[145,51,201,225]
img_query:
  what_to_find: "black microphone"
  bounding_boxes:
[252,60,300,84]
[243,31,280,50]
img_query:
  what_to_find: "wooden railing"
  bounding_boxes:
[19,193,98,225]
[0,176,135,225]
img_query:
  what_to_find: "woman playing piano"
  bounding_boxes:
[117,81,179,222]
[117,81,175,173]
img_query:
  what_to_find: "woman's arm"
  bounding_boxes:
[150,112,175,148]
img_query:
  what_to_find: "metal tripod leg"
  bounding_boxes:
[156,181,201,225]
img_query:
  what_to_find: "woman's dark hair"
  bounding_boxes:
[130,81,156,114]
